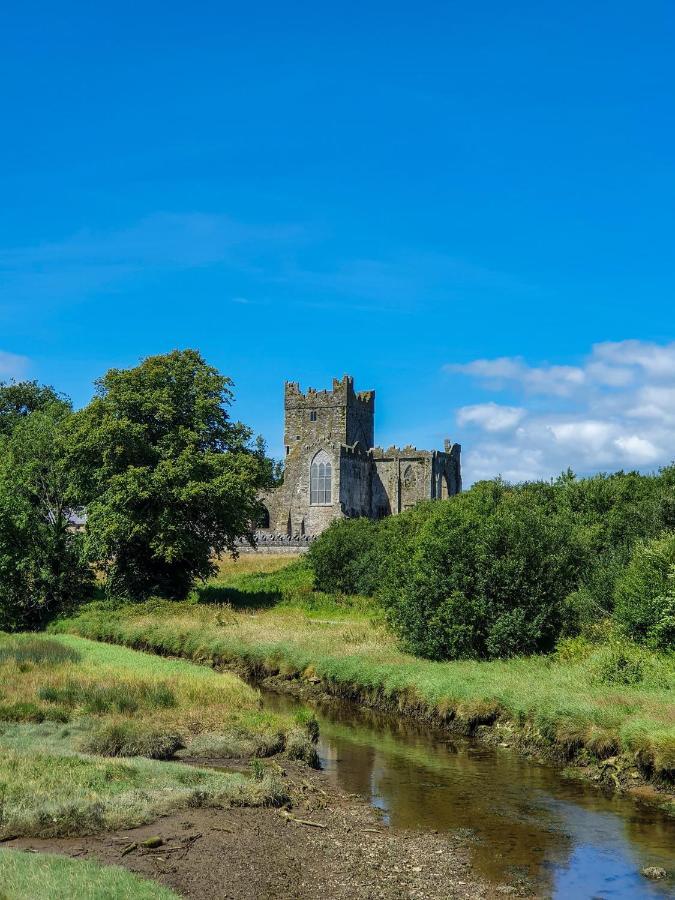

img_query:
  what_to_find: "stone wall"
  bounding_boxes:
[339,445,372,518]
[260,376,462,538]
[235,532,314,554]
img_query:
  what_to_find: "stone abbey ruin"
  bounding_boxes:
[259,375,461,540]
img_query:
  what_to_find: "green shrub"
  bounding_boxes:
[81,720,183,759]
[377,481,589,659]
[308,517,381,595]
[595,642,648,685]
[614,532,675,650]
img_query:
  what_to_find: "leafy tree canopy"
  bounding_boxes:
[0,380,70,436]
[0,391,91,630]
[70,349,269,600]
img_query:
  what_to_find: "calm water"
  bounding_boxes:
[261,689,674,899]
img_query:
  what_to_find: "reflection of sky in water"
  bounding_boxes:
[264,691,674,898]
[538,800,673,898]
[550,844,669,899]
[370,769,390,826]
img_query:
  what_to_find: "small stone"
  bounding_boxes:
[641,866,667,880]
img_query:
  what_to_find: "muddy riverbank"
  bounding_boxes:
[7,670,673,899]
[5,760,520,900]
[223,659,674,817]
[254,675,674,898]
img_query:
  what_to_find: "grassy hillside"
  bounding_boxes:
[53,557,675,800]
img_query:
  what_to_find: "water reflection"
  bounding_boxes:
[263,691,674,898]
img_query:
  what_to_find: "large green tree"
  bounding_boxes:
[70,349,269,600]
[0,380,67,436]
[0,384,91,630]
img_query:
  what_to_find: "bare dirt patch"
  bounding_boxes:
[5,762,535,899]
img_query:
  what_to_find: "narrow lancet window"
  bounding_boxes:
[310,451,332,504]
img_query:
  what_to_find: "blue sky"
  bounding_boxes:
[2,2,675,483]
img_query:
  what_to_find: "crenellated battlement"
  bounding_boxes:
[370,442,459,460]
[285,375,374,409]
[284,375,375,450]
[341,442,371,458]
[264,374,462,540]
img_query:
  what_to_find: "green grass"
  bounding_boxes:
[0,849,179,899]
[194,555,374,616]
[0,730,285,839]
[53,557,675,790]
[0,632,315,760]
[0,631,319,839]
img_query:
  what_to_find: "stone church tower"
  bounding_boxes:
[262,375,461,538]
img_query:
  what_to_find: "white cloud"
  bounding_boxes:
[614,435,661,464]
[457,402,525,432]
[445,356,586,396]
[594,339,675,379]
[548,420,614,452]
[0,350,29,380]
[445,339,675,484]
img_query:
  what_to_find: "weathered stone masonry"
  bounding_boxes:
[261,375,462,538]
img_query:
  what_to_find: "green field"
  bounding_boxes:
[53,557,675,800]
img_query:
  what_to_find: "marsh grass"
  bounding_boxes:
[0,849,179,899]
[80,719,183,759]
[0,637,80,667]
[0,731,287,839]
[0,632,313,838]
[0,632,300,754]
[54,558,675,784]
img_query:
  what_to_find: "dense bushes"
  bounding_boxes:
[0,390,93,631]
[308,469,675,659]
[378,481,588,659]
[614,533,675,650]
[308,517,381,595]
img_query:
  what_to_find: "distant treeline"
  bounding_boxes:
[308,470,675,658]
[0,350,276,630]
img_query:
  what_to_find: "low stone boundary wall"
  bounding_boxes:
[235,532,315,554]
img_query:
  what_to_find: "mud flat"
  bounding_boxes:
[5,760,518,900]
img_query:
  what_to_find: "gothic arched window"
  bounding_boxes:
[310,450,332,505]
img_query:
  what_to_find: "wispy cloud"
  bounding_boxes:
[446,340,675,484]
[445,356,586,397]
[274,251,535,312]
[0,213,531,320]
[0,212,305,306]
[457,402,526,432]
[0,350,29,380]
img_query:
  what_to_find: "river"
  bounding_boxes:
[261,687,674,899]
